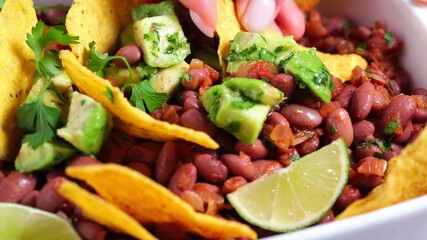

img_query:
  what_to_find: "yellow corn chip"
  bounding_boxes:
[66,0,147,64]
[0,0,37,161]
[65,163,257,240]
[337,126,427,219]
[57,180,157,240]
[59,50,218,149]
[216,0,367,81]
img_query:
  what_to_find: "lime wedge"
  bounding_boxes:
[227,138,349,232]
[0,203,81,240]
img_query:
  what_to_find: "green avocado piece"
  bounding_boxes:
[15,142,75,173]
[120,24,136,46]
[131,1,175,22]
[201,79,280,144]
[284,48,333,102]
[133,15,190,68]
[224,77,285,105]
[226,31,298,74]
[57,92,112,154]
[150,61,189,96]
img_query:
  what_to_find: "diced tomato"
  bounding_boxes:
[357,157,387,177]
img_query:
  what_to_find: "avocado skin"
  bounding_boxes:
[202,78,283,144]
[284,48,333,102]
[57,92,112,155]
[15,142,75,173]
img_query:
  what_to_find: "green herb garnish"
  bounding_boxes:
[384,119,399,135]
[105,87,114,103]
[0,0,5,11]
[123,80,168,112]
[384,31,394,48]
[356,42,367,53]
[16,21,79,149]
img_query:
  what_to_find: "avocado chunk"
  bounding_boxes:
[223,77,284,105]
[284,48,333,102]
[150,61,189,96]
[57,92,112,154]
[120,24,136,46]
[201,78,284,144]
[226,31,298,74]
[15,142,75,173]
[133,15,191,68]
[132,1,175,22]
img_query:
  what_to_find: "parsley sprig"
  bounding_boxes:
[17,21,79,149]
[124,80,167,112]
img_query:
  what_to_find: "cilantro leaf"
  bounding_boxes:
[88,41,133,84]
[384,119,399,135]
[17,96,61,149]
[384,32,394,48]
[127,80,167,112]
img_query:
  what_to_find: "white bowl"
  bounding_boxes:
[33,0,427,239]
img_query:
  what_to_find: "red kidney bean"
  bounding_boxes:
[352,174,383,189]
[155,141,178,185]
[0,172,36,203]
[334,185,361,212]
[319,101,341,119]
[325,108,353,146]
[371,87,389,112]
[253,160,283,178]
[0,171,5,180]
[43,8,67,26]
[280,104,322,129]
[114,45,142,68]
[183,97,203,111]
[276,147,299,167]
[221,177,248,195]
[380,95,416,135]
[76,220,107,240]
[20,190,39,207]
[67,155,102,167]
[127,162,153,178]
[220,154,257,181]
[355,26,372,40]
[126,142,162,166]
[155,222,190,240]
[46,168,65,182]
[350,82,375,120]
[180,190,205,212]
[317,210,335,224]
[354,145,382,161]
[337,39,355,54]
[388,80,401,95]
[235,139,269,160]
[296,136,320,156]
[411,88,427,96]
[334,85,356,108]
[194,154,228,183]
[384,143,402,160]
[99,130,134,164]
[412,95,427,123]
[269,73,297,98]
[181,68,210,91]
[168,163,197,195]
[37,177,67,212]
[409,123,424,143]
[352,120,375,145]
[180,109,216,137]
[331,77,344,97]
[193,183,224,214]
[394,121,413,144]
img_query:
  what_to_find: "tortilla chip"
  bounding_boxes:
[66,0,147,64]
[216,0,242,68]
[0,0,37,161]
[57,180,157,240]
[337,126,427,219]
[65,163,257,239]
[216,0,367,81]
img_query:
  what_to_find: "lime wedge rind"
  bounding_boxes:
[227,138,349,233]
[0,203,81,240]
